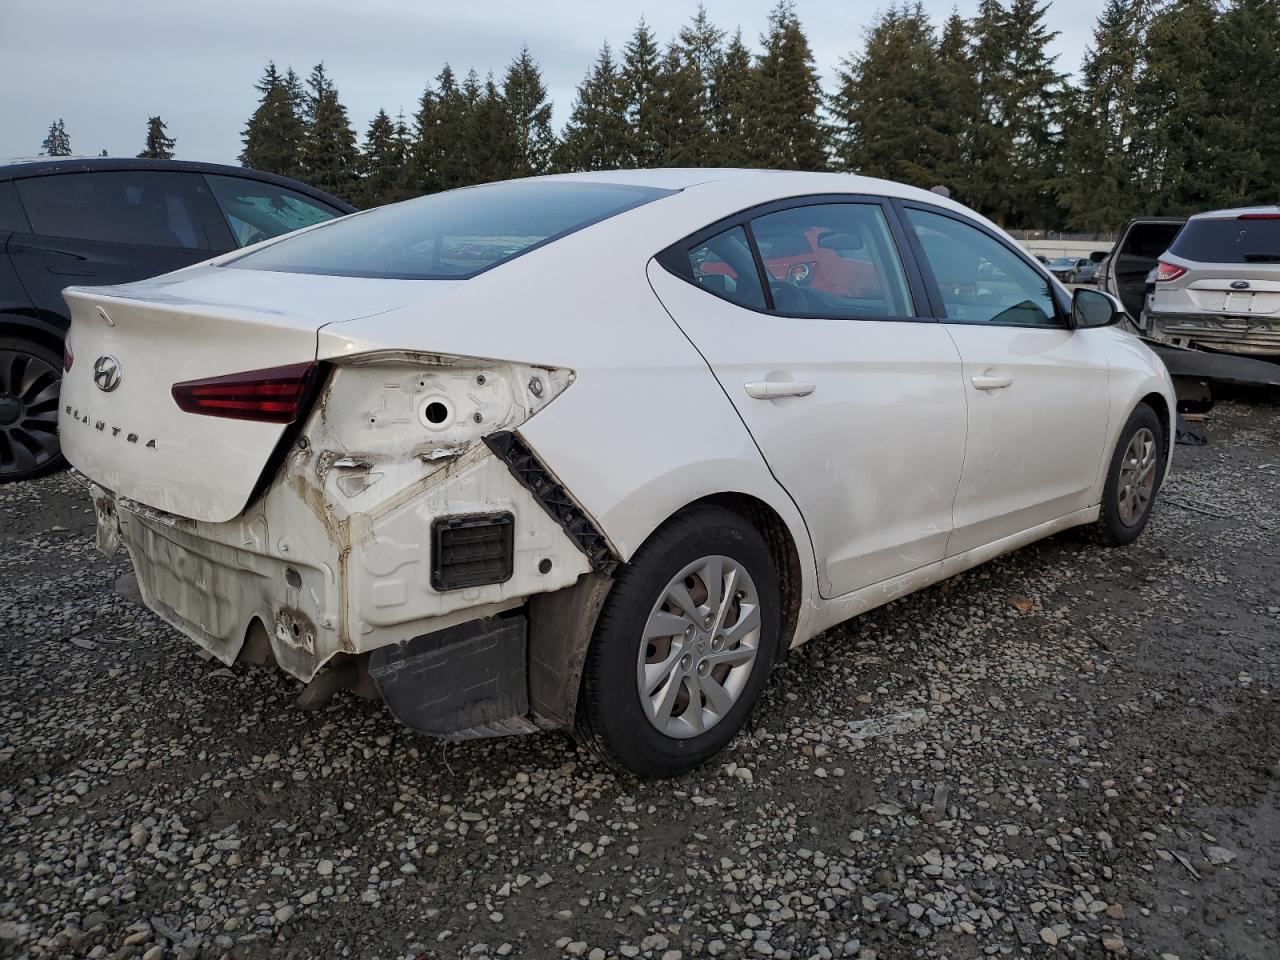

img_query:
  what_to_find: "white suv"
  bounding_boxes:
[1146,206,1280,356]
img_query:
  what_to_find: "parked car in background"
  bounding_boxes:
[1046,256,1092,283]
[1075,259,1100,284]
[1139,206,1280,356]
[60,169,1174,777]
[0,157,354,481]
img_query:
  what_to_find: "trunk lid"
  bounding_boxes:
[59,266,410,522]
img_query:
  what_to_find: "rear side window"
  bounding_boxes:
[750,203,913,318]
[14,171,208,249]
[230,180,673,279]
[1169,216,1280,264]
[905,208,1058,326]
[688,226,766,309]
[205,174,341,248]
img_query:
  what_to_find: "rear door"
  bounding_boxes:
[7,170,213,316]
[201,173,345,248]
[899,203,1112,555]
[649,197,967,598]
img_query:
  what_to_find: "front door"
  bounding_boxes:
[649,199,968,598]
[900,205,1112,556]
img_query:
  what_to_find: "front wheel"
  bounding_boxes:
[0,337,65,483]
[1092,404,1165,546]
[576,506,781,778]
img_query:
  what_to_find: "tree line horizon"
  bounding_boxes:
[36,0,1280,233]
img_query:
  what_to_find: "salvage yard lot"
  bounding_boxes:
[2,400,1278,960]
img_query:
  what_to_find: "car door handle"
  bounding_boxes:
[744,380,816,400]
[971,375,1013,391]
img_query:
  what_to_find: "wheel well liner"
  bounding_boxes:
[1137,392,1172,461]
[690,491,803,654]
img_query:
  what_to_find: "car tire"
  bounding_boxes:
[1092,403,1166,547]
[575,505,781,778]
[0,336,65,483]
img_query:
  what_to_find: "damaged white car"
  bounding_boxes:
[60,170,1175,777]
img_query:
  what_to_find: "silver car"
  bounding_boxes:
[1145,206,1280,356]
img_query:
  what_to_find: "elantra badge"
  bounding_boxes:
[93,355,122,392]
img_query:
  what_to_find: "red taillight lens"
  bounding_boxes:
[1238,212,1280,220]
[63,340,73,372]
[1155,261,1186,282]
[172,362,317,423]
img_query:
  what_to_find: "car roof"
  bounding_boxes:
[1188,204,1280,221]
[0,156,356,212]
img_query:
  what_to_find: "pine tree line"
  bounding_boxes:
[39,115,177,160]
[236,0,1280,229]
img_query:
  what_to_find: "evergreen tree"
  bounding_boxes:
[137,116,176,159]
[967,0,1064,226]
[501,46,555,177]
[41,119,71,156]
[411,65,473,193]
[677,4,726,153]
[752,1,827,169]
[358,108,409,207]
[298,62,360,202]
[654,43,711,166]
[1058,0,1150,230]
[240,62,304,177]
[831,3,946,186]
[555,42,631,171]
[708,30,757,166]
[1130,0,1218,214]
[1202,0,1280,207]
[934,13,980,198]
[620,19,665,167]
[467,75,513,184]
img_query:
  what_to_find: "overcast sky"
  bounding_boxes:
[0,0,1103,166]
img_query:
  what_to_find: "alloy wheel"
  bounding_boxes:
[1117,426,1158,526]
[636,555,762,739]
[0,349,62,478]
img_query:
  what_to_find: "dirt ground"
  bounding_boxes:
[1,399,1277,960]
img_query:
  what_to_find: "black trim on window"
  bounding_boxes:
[892,199,1073,326]
[655,193,938,324]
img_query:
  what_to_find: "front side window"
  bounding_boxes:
[687,226,766,309]
[905,208,1058,326]
[205,174,341,248]
[15,171,207,249]
[230,180,673,279]
[750,203,914,318]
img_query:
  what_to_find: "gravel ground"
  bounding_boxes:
[2,399,1277,960]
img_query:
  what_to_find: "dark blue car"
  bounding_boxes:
[0,157,353,481]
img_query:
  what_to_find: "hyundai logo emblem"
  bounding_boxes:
[93,355,122,392]
[1230,280,1251,290]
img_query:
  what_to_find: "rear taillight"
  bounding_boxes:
[1155,261,1186,282]
[63,340,73,372]
[172,362,317,423]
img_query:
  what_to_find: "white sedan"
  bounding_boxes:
[59,170,1174,777]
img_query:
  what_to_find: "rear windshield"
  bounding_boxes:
[1168,217,1280,264]
[227,180,674,279]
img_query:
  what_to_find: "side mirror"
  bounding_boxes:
[1072,288,1124,329]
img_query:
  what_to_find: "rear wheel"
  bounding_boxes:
[0,337,64,483]
[576,506,781,778]
[1092,403,1165,546]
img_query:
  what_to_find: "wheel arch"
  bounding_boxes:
[0,311,67,356]
[1137,390,1173,463]
[686,491,804,655]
